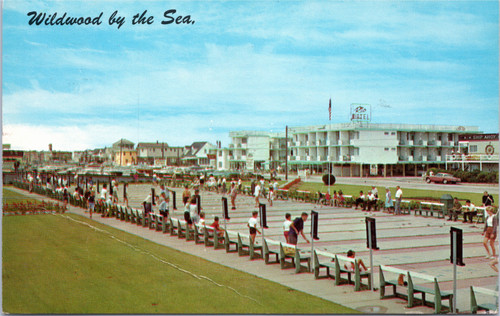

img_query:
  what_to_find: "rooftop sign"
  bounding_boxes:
[350,103,371,122]
[459,133,499,141]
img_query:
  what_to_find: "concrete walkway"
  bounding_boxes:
[7,184,499,314]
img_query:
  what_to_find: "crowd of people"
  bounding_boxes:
[21,171,498,270]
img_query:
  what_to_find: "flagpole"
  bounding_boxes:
[328,98,332,195]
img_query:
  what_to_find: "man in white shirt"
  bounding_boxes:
[463,200,477,223]
[100,184,108,202]
[395,186,403,215]
[366,191,376,212]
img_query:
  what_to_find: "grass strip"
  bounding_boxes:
[3,213,359,314]
[295,182,497,205]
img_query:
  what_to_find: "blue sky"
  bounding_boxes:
[2,0,499,151]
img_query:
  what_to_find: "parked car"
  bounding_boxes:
[425,173,461,184]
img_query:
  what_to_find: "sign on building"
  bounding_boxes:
[350,103,371,122]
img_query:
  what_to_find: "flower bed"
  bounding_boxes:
[3,201,67,216]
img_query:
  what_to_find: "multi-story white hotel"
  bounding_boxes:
[217,131,288,171]
[287,122,486,177]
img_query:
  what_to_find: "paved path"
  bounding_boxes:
[7,183,499,314]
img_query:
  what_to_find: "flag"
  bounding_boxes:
[328,98,332,121]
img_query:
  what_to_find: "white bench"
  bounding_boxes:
[203,225,224,249]
[237,233,262,260]
[379,265,453,313]
[313,250,336,279]
[224,230,239,253]
[417,202,445,218]
[264,239,310,274]
[470,286,498,313]
[334,254,371,291]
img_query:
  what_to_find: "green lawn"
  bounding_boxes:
[295,182,497,206]
[2,213,358,314]
[2,187,39,204]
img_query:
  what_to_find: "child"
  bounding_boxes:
[345,250,368,271]
[283,213,292,243]
[247,211,261,243]
[88,191,95,219]
[333,190,338,207]
[325,191,331,206]
[182,185,191,206]
[210,216,224,238]
[198,212,206,226]
[339,190,345,207]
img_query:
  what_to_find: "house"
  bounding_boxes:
[181,142,216,167]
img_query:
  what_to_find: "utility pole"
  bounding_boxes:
[119,139,123,166]
[285,125,288,181]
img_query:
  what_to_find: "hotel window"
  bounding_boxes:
[385,148,389,151]
[391,132,395,135]
[384,132,389,135]
[391,148,396,151]
[470,145,478,153]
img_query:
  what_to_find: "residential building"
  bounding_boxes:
[449,133,499,172]
[223,131,289,171]
[136,142,184,165]
[288,122,483,177]
[181,142,216,167]
[137,142,169,165]
[111,139,135,166]
[3,150,23,171]
[112,138,135,151]
[114,150,137,166]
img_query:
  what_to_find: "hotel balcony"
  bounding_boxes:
[340,155,351,162]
